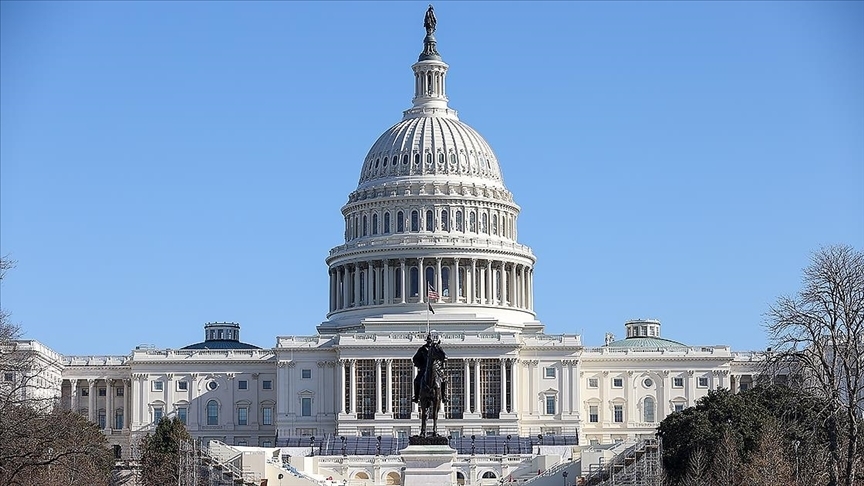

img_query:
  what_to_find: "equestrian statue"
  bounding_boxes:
[411,333,448,438]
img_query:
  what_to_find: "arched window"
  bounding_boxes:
[441,210,449,231]
[410,211,419,232]
[469,212,476,232]
[458,267,466,297]
[383,212,391,234]
[353,216,359,239]
[403,154,409,165]
[394,267,402,299]
[382,157,387,169]
[644,396,656,423]
[481,213,488,233]
[206,400,218,426]
[441,267,450,297]
[438,152,444,165]
[409,267,419,297]
[425,210,434,231]
[482,472,497,479]
[372,214,379,235]
[450,153,456,165]
[426,153,432,165]
[502,216,507,237]
[397,211,405,233]
[425,266,435,291]
[362,215,368,237]
[492,214,498,235]
[455,211,463,231]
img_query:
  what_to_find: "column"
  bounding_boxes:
[342,266,350,310]
[561,361,570,416]
[123,379,131,428]
[349,360,357,415]
[470,259,477,304]
[399,259,407,304]
[511,360,519,414]
[463,360,471,412]
[486,260,493,305]
[474,359,482,415]
[499,359,506,414]
[106,379,114,430]
[527,268,533,310]
[329,270,336,311]
[383,260,391,305]
[510,264,517,307]
[385,359,393,415]
[418,258,425,303]
[375,359,383,414]
[499,263,506,306]
[364,263,372,305]
[70,380,79,413]
[435,258,443,300]
[530,362,537,415]
[353,265,360,307]
[88,379,96,422]
[452,258,460,303]
[338,361,346,414]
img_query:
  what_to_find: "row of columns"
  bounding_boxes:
[68,378,131,430]
[335,358,518,416]
[329,258,534,312]
[346,207,516,242]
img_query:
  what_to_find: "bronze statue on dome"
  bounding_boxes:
[424,5,437,35]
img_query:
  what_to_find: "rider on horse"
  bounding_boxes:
[411,334,448,403]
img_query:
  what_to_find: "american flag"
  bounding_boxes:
[427,284,439,301]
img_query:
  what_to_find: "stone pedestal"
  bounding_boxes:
[399,443,457,486]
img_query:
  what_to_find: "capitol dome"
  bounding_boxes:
[357,112,505,189]
[322,8,538,333]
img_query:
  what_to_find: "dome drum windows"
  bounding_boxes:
[397,211,405,233]
[383,212,391,234]
[425,210,434,232]
[410,211,419,232]
[372,213,379,235]
[455,211,463,232]
[441,210,449,231]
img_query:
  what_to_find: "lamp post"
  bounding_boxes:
[563,470,568,486]
[794,440,800,486]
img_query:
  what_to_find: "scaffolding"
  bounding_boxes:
[583,438,663,486]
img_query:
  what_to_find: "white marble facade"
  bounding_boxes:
[10,9,767,462]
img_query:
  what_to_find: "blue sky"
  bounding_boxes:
[1,1,862,356]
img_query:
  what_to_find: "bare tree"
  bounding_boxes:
[710,426,741,486]
[765,245,864,486]
[680,446,709,486]
[740,420,795,486]
[0,256,114,485]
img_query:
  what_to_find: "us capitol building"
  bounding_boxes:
[12,8,763,480]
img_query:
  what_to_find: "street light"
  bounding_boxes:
[563,470,568,486]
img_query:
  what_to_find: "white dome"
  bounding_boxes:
[358,115,504,190]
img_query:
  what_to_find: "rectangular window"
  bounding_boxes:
[449,429,462,439]
[262,380,272,390]
[98,388,106,397]
[698,377,709,388]
[98,410,106,429]
[115,410,124,429]
[740,382,750,391]
[589,405,599,423]
[238,380,248,390]
[545,396,556,415]
[177,381,188,391]
[237,407,248,426]
[613,404,623,423]
[543,367,556,379]
[612,378,623,388]
[177,407,187,424]
[151,381,163,392]
[301,369,312,379]
[3,372,13,382]
[674,403,685,412]
[153,407,163,423]
[262,407,272,426]
[81,388,89,397]
[301,397,312,417]
[116,387,124,397]
[673,377,684,388]
[588,378,598,388]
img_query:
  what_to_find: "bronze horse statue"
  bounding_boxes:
[418,341,446,437]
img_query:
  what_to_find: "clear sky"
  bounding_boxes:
[1,1,862,356]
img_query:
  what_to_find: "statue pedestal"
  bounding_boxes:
[400,441,457,486]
